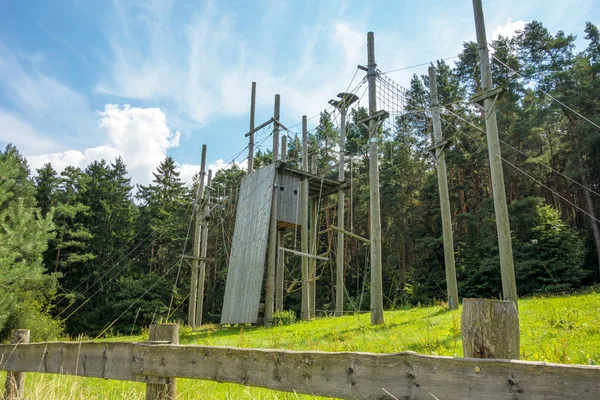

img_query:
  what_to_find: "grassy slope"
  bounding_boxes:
[5,291,600,399]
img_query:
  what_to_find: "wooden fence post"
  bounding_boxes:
[3,329,30,400]
[461,298,520,359]
[146,324,179,400]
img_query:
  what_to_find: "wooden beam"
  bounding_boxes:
[182,255,214,263]
[329,225,370,244]
[1,342,599,399]
[279,247,329,262]
[244,117,274,137]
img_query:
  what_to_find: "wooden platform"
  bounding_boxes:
[277,162,346,199]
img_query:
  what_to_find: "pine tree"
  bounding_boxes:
[0,145,60,340]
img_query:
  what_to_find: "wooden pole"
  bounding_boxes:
[301,116,310,320]
[472,0,518,305]
[428,65,459,310]
[188,145,207,328]
[265,94,280,326]
[367,31,384,325]
[273,94,280,163]
[145,324,179,400]
[276,136,287,312]
[248,82,256,174]
[461,298,520,359]
[309,155,318,319]
[3,329,29,400]
[195,169,212,326]
[335,107,347,316]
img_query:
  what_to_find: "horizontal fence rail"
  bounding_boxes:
[1,341,599,399]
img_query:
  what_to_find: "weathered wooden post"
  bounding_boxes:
[265,94,280,327]
[472,0,518,305]
[300,116,310,320]
[3,329,29,400]
[145,324,179,400]
[188,145,207,328]
[309,155,318,319]
[247,81,257,174]
[428,65,459,310]
[195,169,213,326]
[461,298,520,359]
[366,31,385,325]
[275,135,287,312]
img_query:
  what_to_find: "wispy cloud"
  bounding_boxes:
[94,1,378,127]
[0,45,96,150]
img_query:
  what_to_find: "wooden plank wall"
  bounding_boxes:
[276,172,301,229]
[1,342,598,399]
[221,164,277,324]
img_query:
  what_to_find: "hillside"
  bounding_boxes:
[5,290,599,399]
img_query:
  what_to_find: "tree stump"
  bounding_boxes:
[145,324,179,400]
[461,298,519,359]
[3,329,30,400]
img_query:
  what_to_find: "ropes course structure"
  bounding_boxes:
[61,12,600,335]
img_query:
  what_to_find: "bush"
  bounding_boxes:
[272,310,296,326]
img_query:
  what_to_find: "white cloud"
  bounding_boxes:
[492,19,527,40]
[28,104,180,185]
[177,158,248,186]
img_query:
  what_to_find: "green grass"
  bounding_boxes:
[4,290,600,399]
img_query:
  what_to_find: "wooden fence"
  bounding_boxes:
[1,324,598,399]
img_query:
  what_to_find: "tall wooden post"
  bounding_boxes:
[367,31,384,325]
[248,82,256,174]
[276,136,287,312]
[472,0,518,305]
[309,155,318,319]
[3,329,29,400]
[428,65,459,310]
[300,116,311,320]
[188,145,207,328]
[265,94,280,326]
[195,169,212,326]
[335,109,346,317]
[145,324,179,400]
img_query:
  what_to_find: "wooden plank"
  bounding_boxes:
[329,225,370,244]
[1,342,599,399]
[221,164,277,325]
[0,342,141,382]
[276,172,301,227]
[279,247,329,261]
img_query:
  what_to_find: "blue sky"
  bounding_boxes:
[1,0,598,184]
